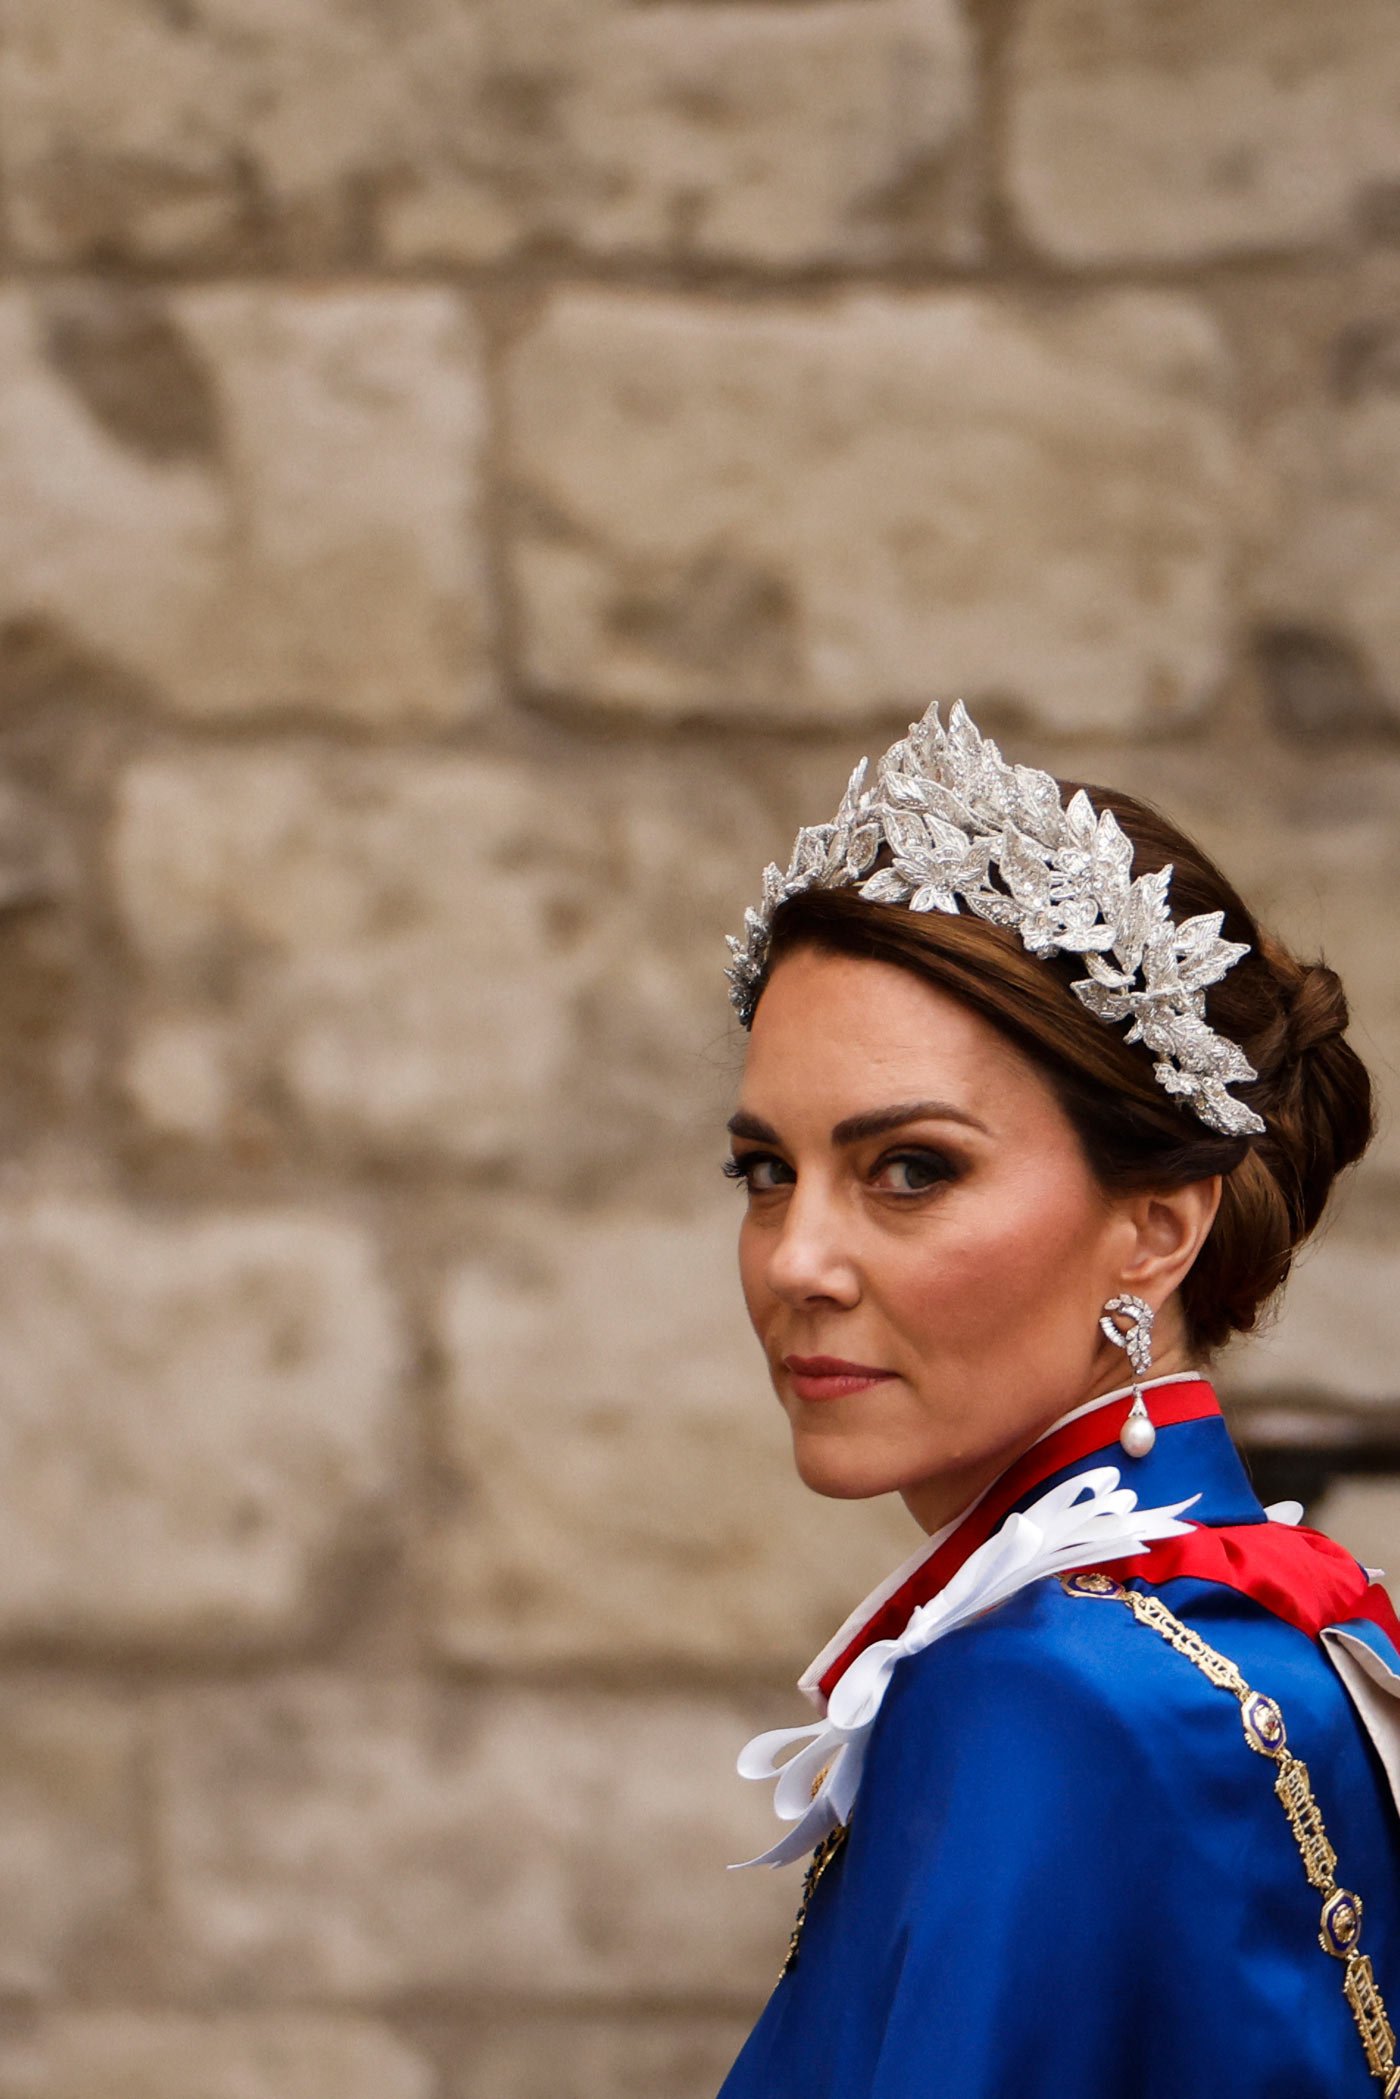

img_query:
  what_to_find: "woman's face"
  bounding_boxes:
[730,946,1175,1533]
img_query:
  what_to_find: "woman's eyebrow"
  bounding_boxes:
[830,1100,989,1144]
[727,1109,780,1144]
[726,1100,988,1148]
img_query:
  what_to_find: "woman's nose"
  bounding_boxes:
[764,1187,861,1309]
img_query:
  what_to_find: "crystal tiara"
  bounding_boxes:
[725,701,1265,1139]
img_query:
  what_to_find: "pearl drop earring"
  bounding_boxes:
[1099,1293,1157,1458]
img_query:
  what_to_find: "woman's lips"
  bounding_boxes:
[782,1354,896,1402]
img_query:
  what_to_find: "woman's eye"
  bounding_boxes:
[875,1150,954,1193]
[723,1152,793,1192]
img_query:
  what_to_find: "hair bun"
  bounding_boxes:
[1253,941,1372,1246]
[1284,959,1351,1059]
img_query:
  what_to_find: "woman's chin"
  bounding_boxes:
[790,1432,906,1502]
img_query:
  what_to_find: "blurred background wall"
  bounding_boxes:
[0,3,1398,2095]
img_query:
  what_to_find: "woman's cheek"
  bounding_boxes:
[887,1199,1072,1349]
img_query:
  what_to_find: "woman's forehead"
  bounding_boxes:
[739,949,1055,1132]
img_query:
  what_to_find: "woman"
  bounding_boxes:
[716,703,1400,2097]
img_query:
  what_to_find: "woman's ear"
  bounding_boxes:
[1116,1175,1222,1305]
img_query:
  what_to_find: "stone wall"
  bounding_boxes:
[0,4,1398,2094]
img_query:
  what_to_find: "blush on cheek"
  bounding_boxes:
[900,1214,1066,1343]
[890,1181,1113,1417]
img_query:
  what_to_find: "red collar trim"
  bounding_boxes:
[1094,1522,1400,1650]
[810,1375,1221,1707]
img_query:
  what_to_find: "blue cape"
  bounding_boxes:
[719,1409,1400,2098]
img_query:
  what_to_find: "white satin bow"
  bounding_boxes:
[733,1465,1199,1868]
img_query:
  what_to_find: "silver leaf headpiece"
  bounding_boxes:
[725,701,1265,1138]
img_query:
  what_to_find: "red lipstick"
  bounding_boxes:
[782,1354,896,1402]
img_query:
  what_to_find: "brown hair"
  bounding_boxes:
[758,783,1374,1353]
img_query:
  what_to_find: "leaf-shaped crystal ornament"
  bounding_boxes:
[724,700,1266,1139]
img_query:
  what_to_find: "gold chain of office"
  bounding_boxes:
[1062,1570,1400,2094]
[779,1821,849,1980]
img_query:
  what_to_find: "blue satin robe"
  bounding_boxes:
[719,1411,1400,2098]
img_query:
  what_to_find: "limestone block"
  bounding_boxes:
[0,286,489,726]
[454,2017,752,2099]
[1196,751,1400,1182]
[112,752,607,1168]
[0,0,977,270]
[112,745,783,1181]
[1251,324,1400,738]
[1224,1226,1400,1409]
[121,1013,239,1146]
[155,1677,796,2000]
[429,1195,919,1668]
[1309,1479,1400,1589]
[0,1199,402,1651]
[1008,0,1400,263]
[0,781,81,1152]
[541,743,813,1178]
[0,2016,434,2099]
[0,1687,141,1995]
[544,0,979,272]
[505,290,1238,732]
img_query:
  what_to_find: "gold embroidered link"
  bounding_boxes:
[1120,1588,1248,1693]
[1275,1756,1339,1890]
[1062,1572,1399,2088]
[780,1822,849,1980]
[1347,1956,1400,2087]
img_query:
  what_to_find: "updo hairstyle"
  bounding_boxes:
[757,782,1374,1354]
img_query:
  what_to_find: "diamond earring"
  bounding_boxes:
[1099,1293,1157,1458]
